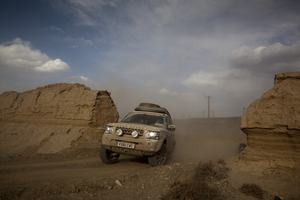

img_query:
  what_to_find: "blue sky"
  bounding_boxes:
[1,0,300,119]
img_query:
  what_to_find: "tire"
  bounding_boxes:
[99,144,120,164]
[148,143,167,167]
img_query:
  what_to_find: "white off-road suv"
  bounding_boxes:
[99,103,176,166]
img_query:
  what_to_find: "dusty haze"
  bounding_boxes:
[170,117,246,163]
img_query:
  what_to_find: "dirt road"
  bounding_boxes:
[0,156,150,184]
[1,154,258,200]
[1,118,299,199]
[0,155,160,200]
[0,118,249,200]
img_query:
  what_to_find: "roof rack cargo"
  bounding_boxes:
[138,103,160,108]
[135,103,171,118]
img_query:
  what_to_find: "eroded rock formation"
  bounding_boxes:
[235,72,300,174]
[0,83,119,156]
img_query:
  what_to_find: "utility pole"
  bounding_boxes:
[205,96,211,133]
[205,96,211,119]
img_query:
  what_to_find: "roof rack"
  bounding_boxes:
[135,103,171,118]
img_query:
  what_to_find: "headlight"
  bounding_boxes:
[145,131,160,140]
[105,126,114,134]
[116,129,123,136]
[132,130,139,138]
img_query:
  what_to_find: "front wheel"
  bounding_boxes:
[99,144,120,164]
[148,143,167,167]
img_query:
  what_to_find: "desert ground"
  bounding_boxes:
[1,117,298,200]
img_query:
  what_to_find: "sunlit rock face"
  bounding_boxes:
[0,83,119,156]
[0,83,119,126]
[236,72,300,174]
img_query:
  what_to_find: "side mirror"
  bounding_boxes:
[168,125,176,131]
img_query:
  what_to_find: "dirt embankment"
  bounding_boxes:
[235,72,300,173]
[0,83,119,157]
[231,72,300,196]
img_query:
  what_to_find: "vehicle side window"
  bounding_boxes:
[166,116,171,126]
[169,118,174,125]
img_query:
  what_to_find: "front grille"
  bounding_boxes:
[116,127,144,136]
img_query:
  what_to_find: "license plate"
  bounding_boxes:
[116,142,135,149]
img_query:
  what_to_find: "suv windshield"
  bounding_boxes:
[122,113,165,128]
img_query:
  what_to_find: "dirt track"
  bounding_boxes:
[0,155,154,200]
[1,118,299,200]
[1,154,250,200]
[0,156,149,185]
[0,117,245,199]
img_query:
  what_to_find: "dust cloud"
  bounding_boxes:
[169,117,247,163]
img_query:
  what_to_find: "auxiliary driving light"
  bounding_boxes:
[116,129,123,136]
[132,130,139,138]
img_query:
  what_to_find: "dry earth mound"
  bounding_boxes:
[0,83,119,157]
[234,72,300,175]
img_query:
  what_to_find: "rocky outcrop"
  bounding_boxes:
[0,83,118,126]
[235,72,300,174]
[0,83,119,156]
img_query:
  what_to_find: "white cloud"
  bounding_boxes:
[63,76,96,86]
[158,88,199,103]
[228,43,300,74]
[34,59,70,73]
[0,38,71,75]
[159,88,178,95]
[183,71,221,86]
[64,75,90,82]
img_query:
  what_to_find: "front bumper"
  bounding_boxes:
[102,134,159,157]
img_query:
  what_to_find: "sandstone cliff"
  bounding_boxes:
[235,72,300,175]
[0,83,119,156]
[0,83,118,126]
